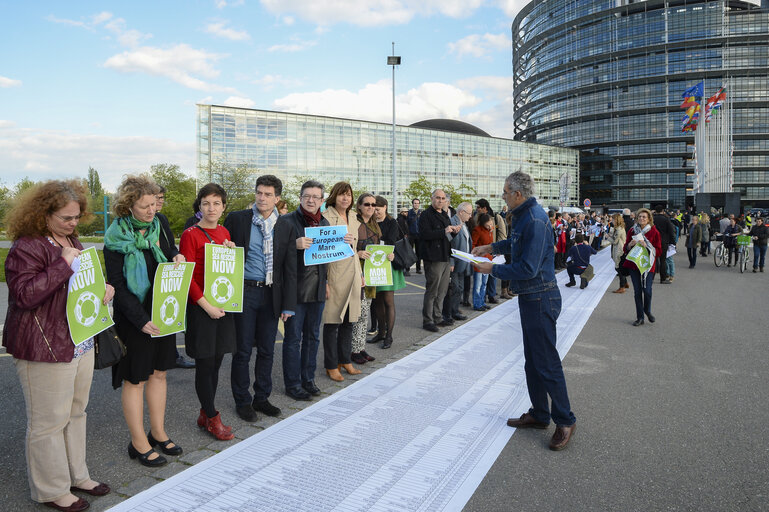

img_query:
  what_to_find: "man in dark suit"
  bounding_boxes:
[441,202,473,324]
[224,175,297,422]
[419,189,461,332]
[653,205,675,284]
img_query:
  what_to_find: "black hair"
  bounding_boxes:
[575,233,585,244]
[196,183,227,205]
[256,175,283,197]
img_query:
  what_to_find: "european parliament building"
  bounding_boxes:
[196,105,579,211]
[513,0,769,210]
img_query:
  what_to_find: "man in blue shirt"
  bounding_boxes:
[224,175,297,422]
[473,171,576,451]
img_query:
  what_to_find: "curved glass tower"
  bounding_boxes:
[513,0,769,210]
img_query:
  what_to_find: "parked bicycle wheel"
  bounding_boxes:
[714,243,725,267]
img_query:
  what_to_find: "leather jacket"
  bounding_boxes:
[490,197,557,295]
[3,236,80,362]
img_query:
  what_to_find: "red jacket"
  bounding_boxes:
[471,226,494,261]
[179,224,232,304]
[3,236,79,362]
[622,225,662,273]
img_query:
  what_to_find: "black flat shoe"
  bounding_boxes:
[646,313,656,323]
[632,319,644,326]
[70,482,110,497]
[128,442,167,467]
[360,350,375,362]
[147,432,183,456]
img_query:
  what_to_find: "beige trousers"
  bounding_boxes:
[15,349,94,502]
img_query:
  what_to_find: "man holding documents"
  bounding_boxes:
[472,171,576,451]
[442,202,473,324]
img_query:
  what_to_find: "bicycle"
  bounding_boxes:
[713,235,727,267]
[737,234,752,273]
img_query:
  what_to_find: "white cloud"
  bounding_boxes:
[0,125,195,190]
[215,0,244,8]
[104,18,153,47]
[205,21,250,41]
[455,76,512,137]
[267,39,317,52]
[222,96,255,108]
[0,120,16,128]
[0,76,22,88]
[282,16,295,26]
[104,44,236,93]
[252,74,303,90]
[448,33,511,58]
[260,0,483,27]
[497,0,529,19]
[273,80,480,127]
[456,76,511,99]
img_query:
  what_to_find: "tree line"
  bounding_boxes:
[1,163,475,238]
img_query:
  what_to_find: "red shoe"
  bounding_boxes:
[198,408,231,433]
[204,411,234,441]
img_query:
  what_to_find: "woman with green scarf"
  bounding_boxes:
[104,175,186,468]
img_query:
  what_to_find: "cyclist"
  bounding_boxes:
[723,217,742,267]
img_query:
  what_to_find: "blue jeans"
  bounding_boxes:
[754,245,767,269]
[629,269,654,321]
[517,287,575,427]
[486,276,497,298]
[666,256,675,277]
[472,272,488,309]
[283,301,325,390]
[231,286,279,405]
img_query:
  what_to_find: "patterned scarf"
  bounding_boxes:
[104,216,167,302]
[301,205,322,227]
[252,206,278,285]
[631,223,655,283]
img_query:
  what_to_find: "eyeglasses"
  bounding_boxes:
[301,194,322,201]
[361,202,376,207]
[54,213,83,222]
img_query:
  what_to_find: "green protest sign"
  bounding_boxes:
[151,262,195,337]
[364,244,394,286]
[203,244,244,312]
[66,247,114,345]
[626,244,652,274]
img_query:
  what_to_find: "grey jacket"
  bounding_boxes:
[449,214,472,276]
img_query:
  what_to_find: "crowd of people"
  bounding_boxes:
[10,169,769,508]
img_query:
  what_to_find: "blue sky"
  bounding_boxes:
[0,0,528,190]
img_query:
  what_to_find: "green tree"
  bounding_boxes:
[403,174,476,211]
[199,161,260,215]
[13,177,37,197]
[80,167,109,235]
[0,184,11,231]
[86,166,104,198]
[150,163,197,235]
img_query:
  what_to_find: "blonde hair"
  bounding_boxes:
[112,174,160,218]
[635,208,654,226]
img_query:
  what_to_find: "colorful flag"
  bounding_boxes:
[680,96,698,109]
[704,87,726,122]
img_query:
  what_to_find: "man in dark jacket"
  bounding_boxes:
[419,189,461,332]
[407,198,422,273]
[224,175,297,421]
[750,217,768,272]
[397,208,411,275]
[279,180,329,401]
[653,205,675,283]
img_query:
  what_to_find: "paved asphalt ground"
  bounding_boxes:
[1,248,767,511]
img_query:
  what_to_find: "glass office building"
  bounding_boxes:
[196,105,579,210]
[513,0,769,210]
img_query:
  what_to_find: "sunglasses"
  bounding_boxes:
[362,202,376,207]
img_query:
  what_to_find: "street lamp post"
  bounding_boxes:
[387,43,401,214]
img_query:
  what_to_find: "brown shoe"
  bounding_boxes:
[624,282,630,289]
[340,363,361,375]
[326,368,344,382]
[612,287,626,294]
[506,412,549,429]
[549,424,576,451]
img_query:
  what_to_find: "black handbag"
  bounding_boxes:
[392,237,417,271]
[94,326,126,370]
[617,253,630,276]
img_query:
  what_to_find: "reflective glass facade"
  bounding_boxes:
[197,106,579,209]
[513,0,769,209]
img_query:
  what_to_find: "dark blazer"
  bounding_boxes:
[156,212,180,259]
[275,209,329,304]
[378,216,403,246]
[653,213,674,249]
[418,207,451,262]
[223,209,297,316]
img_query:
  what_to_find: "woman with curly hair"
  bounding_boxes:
[3,180,114,511]
[104,174,186,468]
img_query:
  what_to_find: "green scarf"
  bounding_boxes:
[104,216,167,302]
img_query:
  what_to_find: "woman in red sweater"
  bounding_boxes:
[471,214,494,311]
[622,208,662,326]
[179,183,237,440]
